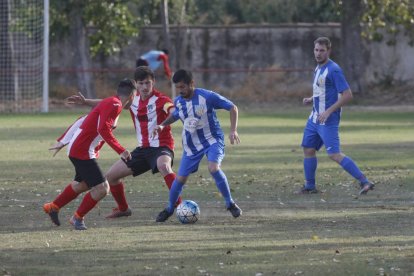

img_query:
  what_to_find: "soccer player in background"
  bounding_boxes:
[43,79,137,230]
[300,37,375,195]
[66,66,181,218]
[136,49,172,80]
[153,69,242,222]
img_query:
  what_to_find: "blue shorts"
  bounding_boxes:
[178,142,225,177]
[301,120,340,154]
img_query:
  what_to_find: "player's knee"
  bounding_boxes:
[208,164,220,174]
[176,175,188,184]
[105,174,119,186]
[303,147,316,157]
[90,182,109,200]
[72,181,88,193]
[157,162,172,175]
[102,181,110,194]
[328,153,343,163]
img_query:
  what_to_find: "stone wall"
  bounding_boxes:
[49,23,414,99]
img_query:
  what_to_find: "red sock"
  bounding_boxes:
[110,182,128,211]
[164,173,182,206]
[53,183,79,209]
[75,192,98,218]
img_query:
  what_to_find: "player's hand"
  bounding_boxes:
[303,97,313,105]
[229,131,240,145]
[317,111,331,124]
[65,92,86,105]
[48,142,65,157]
[120,150,132,162]
[151,125,164,139]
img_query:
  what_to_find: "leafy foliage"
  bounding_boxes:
[48,0,414,57]
[50,0,141,57]
[361,0,414,45]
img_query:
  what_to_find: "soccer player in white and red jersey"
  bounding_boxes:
[300,37,374,195]
[66,66,181,218]
[43,79,137,230]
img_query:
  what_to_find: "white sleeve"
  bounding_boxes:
[58,116,86,145]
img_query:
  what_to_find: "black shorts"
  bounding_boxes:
[136,58,149,68]
[69,157,106,188]
[125,147,174,176]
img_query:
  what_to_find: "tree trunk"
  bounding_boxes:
[160,0,172,67]
[175,0,188,69]
[69,5,95,98]
[341,0,367,93]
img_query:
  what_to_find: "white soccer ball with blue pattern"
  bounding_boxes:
[176,200,200,224]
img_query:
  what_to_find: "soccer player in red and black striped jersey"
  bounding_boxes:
[65,66,181,218]
[43,79,137,230]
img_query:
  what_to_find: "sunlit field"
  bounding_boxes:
[0,108,413,275]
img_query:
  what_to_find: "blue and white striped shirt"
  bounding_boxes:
[172,88,234,156]
[309,59,350,125]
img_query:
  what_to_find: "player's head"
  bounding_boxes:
[161,49,169,55]
[172,69,195,99]
[117,78,137,109]
[134,66,155,81]
[313,37,331,65]
[134,66,155,99]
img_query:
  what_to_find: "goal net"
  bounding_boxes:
[0,0,48,113]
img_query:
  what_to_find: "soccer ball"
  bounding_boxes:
[176,200,200,224]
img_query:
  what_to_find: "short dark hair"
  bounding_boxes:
[117,78,137,97]
[134,66,155,81]
[172,69,193,84]
[314,37,331,49]
[161,49,169,55]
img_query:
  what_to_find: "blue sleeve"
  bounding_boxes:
[332,69,350,94]
[172,98,180,120]
[208,91,234,111]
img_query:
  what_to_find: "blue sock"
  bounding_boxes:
[304,157,317,189]
[211,170,233,208]
[167,179,184,213]
[340,156,368,184]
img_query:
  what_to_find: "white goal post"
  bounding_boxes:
[0,0,49,113]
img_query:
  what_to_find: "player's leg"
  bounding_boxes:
[73,181,109,228]
[302,147,318,192]
[323,125,374,195]
[154,147,182,206]
[156,152,202,222]
[207,143,242,218]
[105,159,134,218]
[43,162,89,226]
[70,159,107,230]
[300,121,322,193]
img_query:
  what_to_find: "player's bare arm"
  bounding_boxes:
[65,92,102,107]
[229,105,241,145]
[48,141,65,157]
[318,89,353,123]
[303,96,313,105]
[151,113,178,138]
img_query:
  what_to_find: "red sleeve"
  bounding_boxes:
[158,53,172,79]
[97,98,125,155]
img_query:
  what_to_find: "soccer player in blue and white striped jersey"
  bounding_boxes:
[154,69,242,222]
[300,37,374,195]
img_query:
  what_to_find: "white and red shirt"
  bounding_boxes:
[67,96,125,160]
[129,89,174,150]
[57,115,86,145]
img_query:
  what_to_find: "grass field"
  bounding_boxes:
[0,107,413,275]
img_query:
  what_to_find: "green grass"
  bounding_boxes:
[0,109,414,275]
